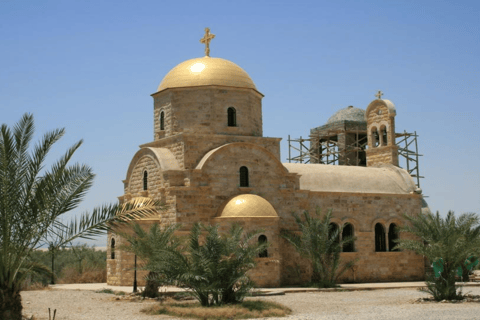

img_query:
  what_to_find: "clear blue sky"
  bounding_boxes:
[1,0,479,247]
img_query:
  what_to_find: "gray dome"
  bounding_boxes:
[327,106,366,124]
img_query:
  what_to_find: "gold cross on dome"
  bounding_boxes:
[375,90,384,100]
[200,28,215,57]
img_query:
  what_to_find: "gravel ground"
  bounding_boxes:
[21,287,480,320]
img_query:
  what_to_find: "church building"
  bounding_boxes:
[107,29,426,287]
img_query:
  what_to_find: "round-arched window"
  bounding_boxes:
[388,223,399,252]
[375,223,386,252]
[160,111,165,130]
[258,235,268,258]
[111,238,116,259]
[143,171,148,191]
[239,166,249,187]
[342,223,354,252]
[228,107,236,127]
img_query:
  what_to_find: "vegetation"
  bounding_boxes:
[124,222,267,306]
[25,245,107,287]
[142,299,291,319]
[0,114,158,320]
[117,223,182,298]
[396,211,480,301]
[282,209,356,288]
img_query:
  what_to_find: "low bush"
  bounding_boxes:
[58,265,106,284]
[142,300,291,319]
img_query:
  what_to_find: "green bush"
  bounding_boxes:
[121,222,267,306]
[166,223,267,306]
[27,245,106,285]
[396,211,480,301]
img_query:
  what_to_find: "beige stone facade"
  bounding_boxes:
[107,54,426,288]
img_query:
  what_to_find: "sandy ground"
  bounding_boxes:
[21,287,480,320]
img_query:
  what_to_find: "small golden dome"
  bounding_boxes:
[157,57,257,92]
[218,194,278,218]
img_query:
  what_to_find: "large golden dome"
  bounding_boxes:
[218,194,278,218]
[157,57,257,92]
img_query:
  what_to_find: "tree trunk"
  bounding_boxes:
[0,284,23,320]
[143,271,159,298]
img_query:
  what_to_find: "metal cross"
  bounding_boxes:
[375,90,384,100]
[200,28,215,57]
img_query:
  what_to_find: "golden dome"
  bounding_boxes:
[218,194,278,218]
[157,57,257,92]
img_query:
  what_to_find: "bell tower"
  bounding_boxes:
[365,91,399,167]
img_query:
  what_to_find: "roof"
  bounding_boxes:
[217,194,278,218]
[327,106,366,124]
[283,163,416,194]
[156,57,257,92]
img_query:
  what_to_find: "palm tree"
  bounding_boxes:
[117,222,182,298]
[282,209,356,288]
[136,223,267,306]
[180,223,268,306]
[396,211,480,301]
[0,114,158,320]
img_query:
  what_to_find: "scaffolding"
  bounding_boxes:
[287,130,423,188]
[396,130,424,188]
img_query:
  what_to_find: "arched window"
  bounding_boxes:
[388,223,399,252]
[381,126,388,146]
[342,223,354,252]
[372,127,379,147]
[160,111,165,130]
[258,235,268,258]
[143,171,148,191]
[227,107,236,127]
[375,223,386,252]
[329,223,340,244]
[111,238,116,259]
[239,166,249,187]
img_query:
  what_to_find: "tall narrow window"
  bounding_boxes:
[342,223,354,252]
[375,223,386,252]
[160,111,165,130]
[381,127,388,146]
[227,107,236,127]
[143,171,148,191]
[372,128,379,147]
[111,238,116,259]
[258,235,268,258]
[239,166,249,187]
[329,223,340,244]
[388,223,399,251]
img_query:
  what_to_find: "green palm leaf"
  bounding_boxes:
[0,114,159,320]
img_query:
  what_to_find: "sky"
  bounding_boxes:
[1,0,479,247]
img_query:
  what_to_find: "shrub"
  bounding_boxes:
[396,211,480,301]
[282,209,356,288]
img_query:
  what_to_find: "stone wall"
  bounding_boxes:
[140,134,281,170]
[107,231,149,286]
[366,145,399,167]
[152,87,263,139]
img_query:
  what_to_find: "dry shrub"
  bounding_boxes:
[21,280,51,291]
[58,265,106,284]
[142,300,291,319]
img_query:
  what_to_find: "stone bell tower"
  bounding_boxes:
[365,91,399,167]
